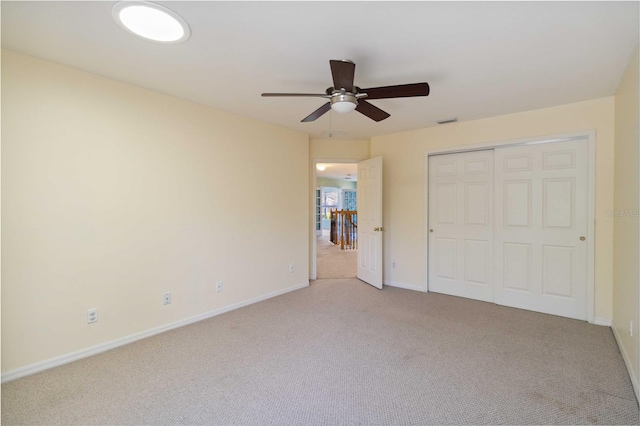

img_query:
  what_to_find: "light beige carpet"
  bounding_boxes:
[2,279,639,425]
[316,235,357,279]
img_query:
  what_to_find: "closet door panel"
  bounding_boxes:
[428,150,494,302]
[494,141,588,320]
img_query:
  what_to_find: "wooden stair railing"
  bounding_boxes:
[330,209,358,250]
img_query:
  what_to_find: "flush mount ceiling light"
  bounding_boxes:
[316,164,327,171]
[112,1,190,43]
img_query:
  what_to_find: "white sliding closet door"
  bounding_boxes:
[493,140,589,320]
[428,150,494,302]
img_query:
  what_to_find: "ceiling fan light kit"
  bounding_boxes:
[330,93,358,113]
[262,59,430,123]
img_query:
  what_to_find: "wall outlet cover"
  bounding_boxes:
[87,308,98,324]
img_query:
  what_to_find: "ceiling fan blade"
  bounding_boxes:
[355,100,390,122]
[262,93,328,97]
[301,102,331,122]
[359,82,430,100]
[330,60,355,92]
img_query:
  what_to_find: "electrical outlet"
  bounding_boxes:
[216,281,223,293]
[630,321,633,337]
[87,308,98,324]
[163,293,171,305]
[289,264,294,273]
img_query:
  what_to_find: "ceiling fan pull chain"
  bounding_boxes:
[329,110,333,138]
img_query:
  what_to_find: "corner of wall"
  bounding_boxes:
[612,45,640,401]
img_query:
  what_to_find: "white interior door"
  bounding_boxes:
[494,140,588,320]
[428,150,494,302]
[357,156,383,289]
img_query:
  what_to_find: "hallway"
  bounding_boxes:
[316,230,357,279]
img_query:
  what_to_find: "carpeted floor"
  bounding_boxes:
[316,234,357,279]
[2,279,638,425]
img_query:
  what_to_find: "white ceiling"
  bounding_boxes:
[2,2,638,140]
[317,163,358,182]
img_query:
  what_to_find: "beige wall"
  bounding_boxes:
[1,50,310,373]
[371,97,615,320]
[310,138,369,162]
[612,47,639,395]
[309,138,369,277]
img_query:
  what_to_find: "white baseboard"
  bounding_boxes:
[1,282,309,384]
[611,320,640,402]
[594,317,612,326]
[384,280,425,292]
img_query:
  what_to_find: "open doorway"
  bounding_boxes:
[315,162,358,279]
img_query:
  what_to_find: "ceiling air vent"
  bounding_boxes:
[437,118,458,125]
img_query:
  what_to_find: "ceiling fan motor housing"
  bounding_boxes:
[331,92,358,105]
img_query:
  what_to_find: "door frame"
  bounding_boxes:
[423,130,596,323]
[310,158,361,280]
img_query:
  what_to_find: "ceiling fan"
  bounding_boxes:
[261,59,430,123]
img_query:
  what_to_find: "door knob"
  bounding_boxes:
[580,236,586,241]
[374,227,379,231]
[429,229,434,233]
